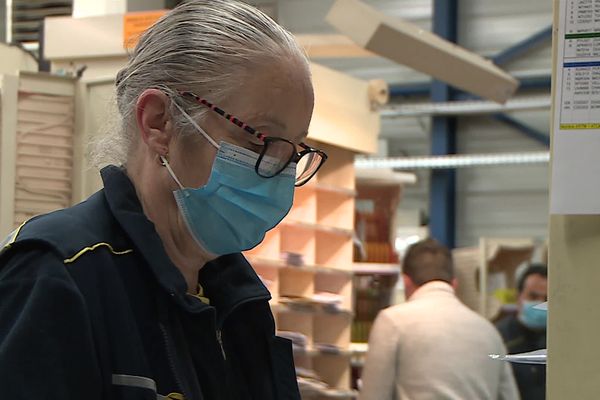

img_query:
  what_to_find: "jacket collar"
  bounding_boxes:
[100,166,270,316]
[200,254,271,325]
[409,280,455,302]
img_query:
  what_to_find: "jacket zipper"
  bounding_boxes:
[214,294,270,363]
[216,329,227,360]
[159,322,192,400]
[157,294,270,398]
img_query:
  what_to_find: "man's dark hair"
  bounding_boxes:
[517,264,548,293]
[402,238,453,286]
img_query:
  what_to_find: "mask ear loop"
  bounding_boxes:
[171,101,220,149]
[160,155,185,190]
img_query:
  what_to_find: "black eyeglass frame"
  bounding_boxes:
[178,91,327,186]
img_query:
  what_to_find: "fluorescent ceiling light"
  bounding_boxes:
[380,95,551,118]
[355,151,550,170]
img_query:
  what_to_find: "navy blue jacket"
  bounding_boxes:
[496,314,546,400]
[0,166,300,400]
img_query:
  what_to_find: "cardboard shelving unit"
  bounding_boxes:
[452,237,536,320]
[245,143,357,399]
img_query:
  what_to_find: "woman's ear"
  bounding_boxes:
[135,89,174,156]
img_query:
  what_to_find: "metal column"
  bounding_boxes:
[429,0,457,248]
[0,0,6,43]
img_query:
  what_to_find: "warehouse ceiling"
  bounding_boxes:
[270,0,552,159]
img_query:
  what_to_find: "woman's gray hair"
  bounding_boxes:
[91,0,309,167]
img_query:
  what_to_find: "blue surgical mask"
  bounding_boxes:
[162,103,295,256]
[519,301,547,330]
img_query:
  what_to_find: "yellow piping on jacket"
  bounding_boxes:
[63,243,133,264]
[0,221,28,252]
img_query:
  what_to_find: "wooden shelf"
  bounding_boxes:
[288,187,318,224]
[280,225,316,265]
[317,192,355,231]
[313,143,356,191]
[278,312,314,347]
[313,313,352,349]
[315,273,353,311]
[352,262,400,275]
[280,269,315,299]
[301,389,358,399]
[319,389,358,399]
[349,342,369,355]
[308,182,357,197]
[246,144,357,396]
[287,264,353,276]
[313,353,352,390]
[316,231,353,269]
[246,255,353,276]
[245,228,280,259]
[293,346,353,357]
[282,220,354,238]
[273,301,354,318]
[254,264,279,304]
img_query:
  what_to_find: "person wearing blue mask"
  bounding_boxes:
[0,1,325,399]
[496,264,548,400]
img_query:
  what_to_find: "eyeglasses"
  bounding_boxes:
[179,91,327,187]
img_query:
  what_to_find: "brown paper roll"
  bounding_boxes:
[368,79,389,108]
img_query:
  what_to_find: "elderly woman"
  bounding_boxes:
[0,1,326,399]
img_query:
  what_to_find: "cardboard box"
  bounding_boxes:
[326,0,519,103]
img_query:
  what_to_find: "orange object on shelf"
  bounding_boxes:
[123,10,168,49]
[354,183,402,264]
[364,242,398,264]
